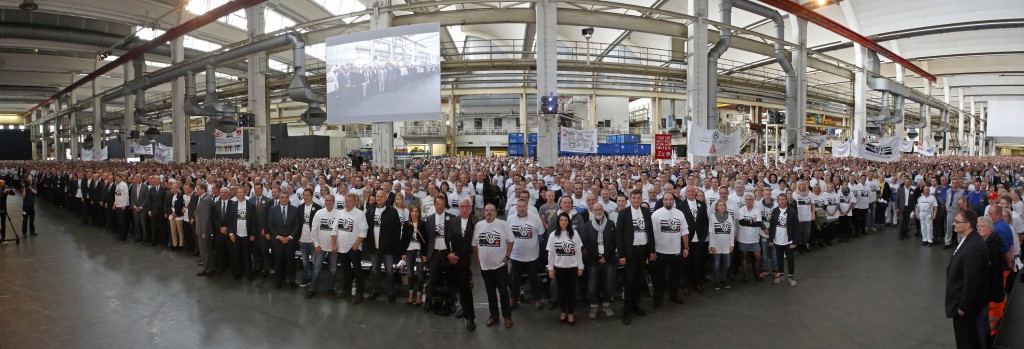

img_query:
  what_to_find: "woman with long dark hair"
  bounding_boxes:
[401,205,428,305]
[546,212,584,326]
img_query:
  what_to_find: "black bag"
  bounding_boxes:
[430,286,456,317]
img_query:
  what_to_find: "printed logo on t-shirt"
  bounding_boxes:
[337,218,355,233]
[632,217,646,232]
[478,230,502,247]
[237,207,247,220]
[659,218,683,234]
[374,213,382,226]
[554,240,576,256]
[318,218,334,231]
[511,223,534,239]
[304,211,311,224]
[713,221,732,234]
[777,211,789,228]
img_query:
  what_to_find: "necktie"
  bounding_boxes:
[222,202,226,216]
[282,206,287,221]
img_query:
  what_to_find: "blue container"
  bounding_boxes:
[528,144,537,157]
[528,133,538,144]
[616,144,635,154]
[622,134,641,144]
[597,143,614,154]
[509,144,524,156]
[636,144,652,155]
[508,133,525,144]
[606,135,620,144]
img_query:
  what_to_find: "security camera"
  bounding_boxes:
[582,28,594,40]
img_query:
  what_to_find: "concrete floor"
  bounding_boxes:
[0,200,957,349]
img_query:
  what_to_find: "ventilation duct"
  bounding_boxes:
[885,94,905,124]
[202,65,226,116]
[932,109,949,133]
[285,34,327,131]
[868,91,891,123]
[183,71,205,116]
[707,0,734,131]
[905,103,928,129]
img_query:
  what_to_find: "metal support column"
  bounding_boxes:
[69,84,80,160]
[30,111,39,160]
[92,72,103,156]
[921,77,932,145]
[40,110,49,160]
[969,97,976,155]
[589,95,597,130]
[519,92,528,135]
[52,104,63,161]
[979,106,986,155]
[247,3,270,164]
[894,65,906,139]
[942,76,951,152]
[957,88,964,149]
[371,0,395,168]
[171,5,190,163]
[790,17,808,159]
[852,44,867,139]
[686,0,710,164]
[535,0,559,167]
[123,62,136,155]
[652,97,661,135]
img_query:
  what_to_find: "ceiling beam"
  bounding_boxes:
[593,0,669,62]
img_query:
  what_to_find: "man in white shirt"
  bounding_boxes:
[650,193,689,309]
[917,186,938,246]
[308,195,339,299]
[114,174,130,241]
[333,193,368,303]
[473,204,515,328]
[507,199,545,310]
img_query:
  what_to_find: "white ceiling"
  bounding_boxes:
[0,0,1021,118]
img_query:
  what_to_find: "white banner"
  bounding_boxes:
[154,143,173,164]
[687,123,741,156]
[832,139,851,157]
[97,146,108,161]
[915,141,936,157]
[855,136,901,163]
[899,139,914,153]
[215,129,244,155]
[82,148,94,161]
[558,127,597,153]
[130,143,153,155]
[798,134,829,148]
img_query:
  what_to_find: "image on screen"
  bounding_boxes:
[325,22,441,124]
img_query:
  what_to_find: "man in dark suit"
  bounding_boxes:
[896,177,916,240]
[269,192,301,289]
[364,190,403,303]
[230,187,257,280]
[78,172,92,223]
[130,175,149,242]
[424,195,455,311]
[946,209,988,349]
[92,174,105,227]
[147,176,167,246]
[446,197,477,331]
[615,189,655,325]
[211,187,237,275]
[249,183,273,277]
[680,186,709,294]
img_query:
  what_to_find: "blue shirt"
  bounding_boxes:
[968,191,985,208]
[994,219,1014,270]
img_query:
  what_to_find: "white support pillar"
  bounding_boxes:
[371,0,395,168]
[969,97,976,155]
[69,84,81,161]
[652,97,661,135]
[535,0,558,167]
[893,65,906,138]
[852,44,868,139]
[30,111,39,160]
[942,76,951,152]
[123,63,136,155]
[979,104,986,156]
[589,94,598,130]
[957,88,964,150]
[52,104,63,161]
[247,3,270,165]
[40,110,49,160]
[686,0,710,165]
[171,6,190,163]
[790,17,808,159]
[921,76,932,145]
[92,73,103,156]
[519,92,528,136]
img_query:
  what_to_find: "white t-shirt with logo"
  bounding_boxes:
[652,207,688,254]
[472,219,514,271]
[630,207,648,246]
[507,212,544,262]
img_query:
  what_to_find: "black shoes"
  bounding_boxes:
[305,291,316,299]
[622,313,632,325]
[634,307,647,317]
[367,292,379,300]
[465,319,476,331]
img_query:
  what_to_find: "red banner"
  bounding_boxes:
[654,134,672,159]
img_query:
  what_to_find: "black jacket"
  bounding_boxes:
[680,200,709,242]
[945,231,989,318]
[364,204,402,256]
[249,195,273,235]
[580,215,616,265]
[400,218,429,253]
[614,206,655,261]
[444,215,476,267]
[767,205,798,244]
[167,192,185,218]
[212,198,238,236]
[268,204,302,241]
[424,212,457,259]
[983,234,1005,303]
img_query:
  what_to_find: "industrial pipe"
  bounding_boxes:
[734,0,796,149]
[707,0,734,126]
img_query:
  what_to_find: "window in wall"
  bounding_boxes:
[135,27,164,41]
[305,43,326,61]
[186,0,246,29]
[515,117,520,128]
[269,59,290,72]
[146,61,170,68]
[265,9,297,33]
[474,118,482,129]
[493,118,502,129]
[311,0,366,16]
[183,36,222,52]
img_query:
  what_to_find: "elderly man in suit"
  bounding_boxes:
[896,177,917,240]
[211,187,237,275]
[148,176,167,247]
[946,209,988,349]
[446,198,477,331]
[194,182,216,276]
[249,182,274,277]
[130,175,149,243]
[680,186,709,295]
[269,192,301,289]
[424,195,455,311]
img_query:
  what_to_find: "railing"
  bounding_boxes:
[346,129,372,138]
[402,125,449,137]
[456,128,518,136]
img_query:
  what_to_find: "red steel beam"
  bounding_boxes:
[23,0,267,118]
[755,0,937,83]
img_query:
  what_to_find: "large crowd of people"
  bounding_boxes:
[0,154,1021,339]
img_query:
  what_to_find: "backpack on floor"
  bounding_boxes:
[430,287,456,317]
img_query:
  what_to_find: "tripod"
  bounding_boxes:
[1,210,18,245]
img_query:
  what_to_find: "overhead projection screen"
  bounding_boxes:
[325,23,441,124]
[986,100,1024,138]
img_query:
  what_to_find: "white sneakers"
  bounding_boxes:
[602,303,615,317]
[789,278,797,287]
[773,276,797,287]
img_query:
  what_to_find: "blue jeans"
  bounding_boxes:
[868,202,877,228]
[760,237,776,272]
[977,304,991,349]
[299,242,316,283]
[586,260,617,305]
[309,251,337,292]
[712,253,731,283]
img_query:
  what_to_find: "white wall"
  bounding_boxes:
[596,96,630,129]
[986,100,1024,138]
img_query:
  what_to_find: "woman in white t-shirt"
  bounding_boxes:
[394,192,409,226]
[401,206,427,305]
[792,180,815,251]
[838,181,855,242]
[823,184,840,245]
[546,213,583,326]
[709,200,736,290]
